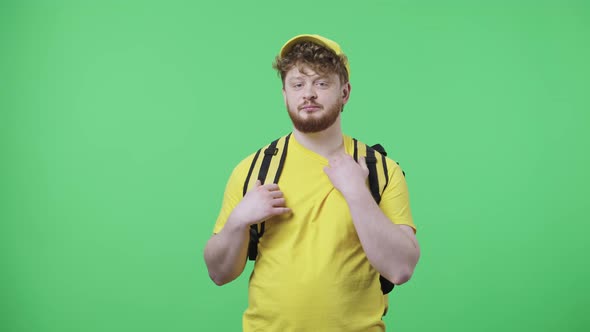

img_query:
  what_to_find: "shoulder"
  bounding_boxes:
[229,150,258,182]
[229,133,292,181]
[346,135,405,178]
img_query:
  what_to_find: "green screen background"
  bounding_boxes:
[2,1,589,331]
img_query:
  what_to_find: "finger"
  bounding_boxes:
[262,183,280,191]
[272,198,286,207]
[247,179,262,193]
[269,190,284,198]
[271,207,291,215]
[323,166,331,175]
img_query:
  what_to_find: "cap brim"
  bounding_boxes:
[278,34,350,79]
[280,35,332,58]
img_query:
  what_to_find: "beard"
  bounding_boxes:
[287,100,343,133]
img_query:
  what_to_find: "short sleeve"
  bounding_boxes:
[379,159,416,233]
[212,155,255,234]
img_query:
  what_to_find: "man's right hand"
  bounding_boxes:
[227,180,291,228]
[205,180,290,285]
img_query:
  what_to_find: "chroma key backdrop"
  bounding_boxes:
[2,1,589,331]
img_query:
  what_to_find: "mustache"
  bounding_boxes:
[298,102,323,110]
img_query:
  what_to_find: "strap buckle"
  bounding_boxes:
[264,147,278,156]
[365,155,377,163]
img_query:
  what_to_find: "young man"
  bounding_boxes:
[204,34,420,331]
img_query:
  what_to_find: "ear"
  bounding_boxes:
[341,82,351,105]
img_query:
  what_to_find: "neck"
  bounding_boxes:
[292,116,345,159]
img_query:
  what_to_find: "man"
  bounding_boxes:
[204,34,420,331]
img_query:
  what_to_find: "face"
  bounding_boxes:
[282,64,350,133]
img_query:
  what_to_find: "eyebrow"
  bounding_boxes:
[287,75,330,82]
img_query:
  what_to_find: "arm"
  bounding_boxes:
[345,188,419,285]
[324,154,420,285]
[203,217,250,286]
[204,180,291,286]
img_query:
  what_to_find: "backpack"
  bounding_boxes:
[242,133,405,296]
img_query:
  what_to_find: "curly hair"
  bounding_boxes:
[272,41,349,85]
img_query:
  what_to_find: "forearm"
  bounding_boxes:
[203,218,250,286]
[345,189,420,285]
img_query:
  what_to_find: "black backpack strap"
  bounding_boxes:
[355,140,396,295]
[353,138,359,162]
[354,140,388,199]
[371,143,386,156]
[372,144,390,193]
[273,133,290,184]
[243,149,262,196]
[247,138,278,261]
[381,153,390,191]
[397,161,406,177]
[258,138,280,185]
[248,224,262,260]
[365,145,381,204]
[379,276,395,295]
[244,149,263,260]
[245,134,291,261]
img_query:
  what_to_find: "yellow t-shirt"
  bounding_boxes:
[213,134,415,332]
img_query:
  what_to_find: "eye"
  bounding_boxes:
[292,83,303,89]
[316,81,329,88]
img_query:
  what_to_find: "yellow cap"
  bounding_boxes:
[279,34,350,77]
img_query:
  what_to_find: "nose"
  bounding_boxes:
[303,84,317,101]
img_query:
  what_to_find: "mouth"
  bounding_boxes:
[299,104,322,112]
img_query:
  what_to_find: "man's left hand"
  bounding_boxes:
[324,153,369,199]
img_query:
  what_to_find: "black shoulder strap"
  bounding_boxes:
[243,149,261,196]
[353,138,359,162]
[245,133,291,261]
[365,145,381,204]
[272,134,290,184]
[353,139,383,204]
[353,139,397,295]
